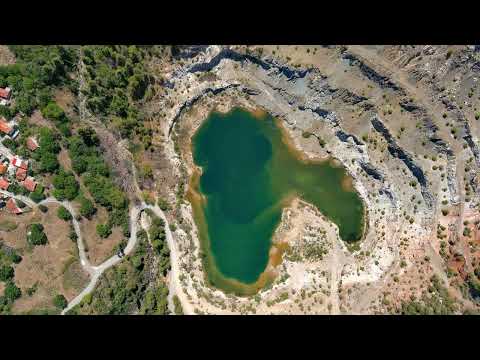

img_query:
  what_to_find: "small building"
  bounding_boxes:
[6,198,22,214]
[26,137,39,151]
[21,177,37,192]
[0,177,10,190]
[16,167,27,181]
[0,87,11,100]
[11,157,28,170]
[0,163,7,175]
[0,117,13,136]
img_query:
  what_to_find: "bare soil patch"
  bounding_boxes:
[8,204,88,314]
[80,206,124,266]
[29,110,54,129]
[0,45,15,65]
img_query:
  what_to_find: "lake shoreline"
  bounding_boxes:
[185,106,366,296]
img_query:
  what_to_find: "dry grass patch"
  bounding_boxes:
[54,88,76,118]
[0,45,15,65]
[80,206,124,266]
[8,204,88,314]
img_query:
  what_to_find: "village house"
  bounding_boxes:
[16,167,27,181]
[11,157,28,170]
[21,176,37,192]
[0,116,19,139]
[6,198,22,214]
[26,137,39,151]
[0,87,11,106]
[0,87,11,100]
[0,162,7,175]
[0,177,10,190]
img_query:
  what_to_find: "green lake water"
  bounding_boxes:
[191,108,364,292]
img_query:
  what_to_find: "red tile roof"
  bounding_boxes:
[16,167,27,181]
[11,157,28,170]
[0,177,9,190]
[21,177,37,192]
[6,198,22,214]
[0,87,11,100]
[0,163,7,175]
[26,137,39,151]
[0,118,12,134]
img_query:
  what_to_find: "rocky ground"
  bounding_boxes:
[139,45,480,314]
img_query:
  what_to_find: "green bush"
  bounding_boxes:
[78,196,96,218]
[57,206,72,221]
[53,294,68,309]
[4,281,21,302]
[52,169,79,201]
[96,223,112,238]
[30,185,46,203]
[0,265,14,282]
[27,223,48,246]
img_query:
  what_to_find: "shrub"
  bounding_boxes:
[27,223,48,246]
[53,294,68,309]
[57,206,72,221]
[52,169,79,201]
[4,282,21,302]
[0,265,14,282]
[78,196,96,218]
[30,185,46,203]
[96,224,112,238]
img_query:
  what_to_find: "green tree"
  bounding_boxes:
[57,206,72,221]
[52,169,79,201]
[29,185,46,203]
[41,102,67,125]
[78,196,96,218]
[0,266,14,282]
[96,224,112,238]
[4,282,21,302]
[27,223,48,246]
[53,294,68,309]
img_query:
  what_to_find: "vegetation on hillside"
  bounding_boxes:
[398,275,458,315]
[0,46,78,118]
[0,244,23,314]
[81,46,154,151]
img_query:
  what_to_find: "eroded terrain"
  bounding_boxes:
[142,45,480,314]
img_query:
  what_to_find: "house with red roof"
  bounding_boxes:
[0,87,11,100]
[0,163,7,175]
[0,177,10,190]
[21,177,37,192]
[11,157,28,170]
[6,198,22,214]
[0,117,13,136]
[16,167,27,181]
[26,137,39,151]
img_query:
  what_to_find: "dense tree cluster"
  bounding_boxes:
[81,46,153,144]
[68,127,129,234]
[52,170,79,201]
[68,230,150,315]
[0,246,22,314]
[399,275,457,315]
[0,46,78,117]
[34,127,61,173]
[41,102,71,136]
[145,209,171,276]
